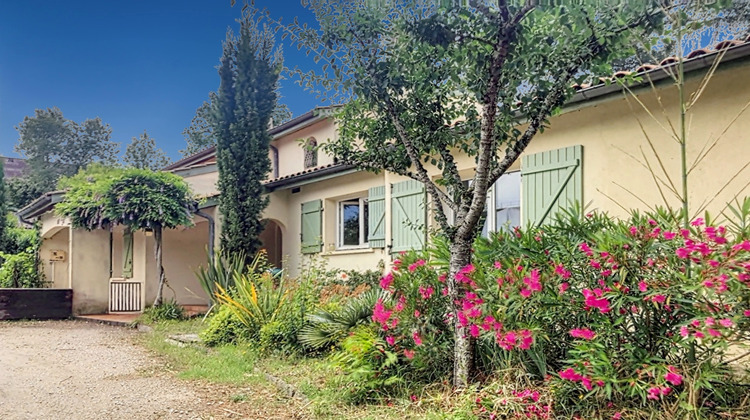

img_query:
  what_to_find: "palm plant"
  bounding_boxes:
[298,288,391,350]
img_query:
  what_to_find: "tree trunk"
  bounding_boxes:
[152,225,165,307]
[448,236,474,388]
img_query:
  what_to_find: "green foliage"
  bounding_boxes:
[0,250,44,288]
[298,288,391,350]
[214,9,281,260]
[181,95,218,157]
[195,249,247,307]
[329,325,404,403]
[123,131,171,171]
[12,108,119,209]
[141,300,186,322]
[56,165,193,231]
[378,202,750,416]
[213,252,291,348]
[200,304,252,346]
[0,159,6,249]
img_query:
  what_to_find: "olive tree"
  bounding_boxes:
[285,0,670,387]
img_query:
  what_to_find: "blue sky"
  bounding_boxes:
[0,0,320,161]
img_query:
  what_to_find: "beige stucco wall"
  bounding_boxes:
[161,220,210,305]
[39,227,69,289]
[525,61,750,219]
[69,229,110,315]
[264,170,388,278]
[271,118,337,179]
[182,171,219,197]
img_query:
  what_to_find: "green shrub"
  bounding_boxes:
[200,304,250,346]
[141,300,185,323]
[329,325,403,403]
[0,251,44,288]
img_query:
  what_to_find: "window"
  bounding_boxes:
[338,198,369,248]
[492,171,521,232]
[304,138,318,169]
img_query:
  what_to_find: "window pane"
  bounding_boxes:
[496,207,521,231]
[495,171,521,208]
[342,202,360,246]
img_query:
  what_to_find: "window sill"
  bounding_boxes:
[324,247,375,256]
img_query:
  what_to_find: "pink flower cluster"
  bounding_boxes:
[455,264,477,287]
[520,269,542,298]
[372,299,397,330]
[407,259,426,272]
[558,368,600,391]
[582,288,611,313]
[679,317,734,339]
[569,328,596,340]
[496,329,534,350]
[647,386,671,400]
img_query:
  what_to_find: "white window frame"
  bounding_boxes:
[337,197,369,249]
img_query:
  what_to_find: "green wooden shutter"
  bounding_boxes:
[368,186,386,248]
[301,200,323,254]
[391,180,426,254]
[122,229,133,278]
[522,145,583,226]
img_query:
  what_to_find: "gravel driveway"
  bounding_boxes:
[0,320,295,420]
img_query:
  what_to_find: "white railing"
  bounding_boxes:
[109,280,142,312]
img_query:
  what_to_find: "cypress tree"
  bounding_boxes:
[214,11,281,260]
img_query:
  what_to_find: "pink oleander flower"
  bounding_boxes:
[744,310,750,317]
[612,412,622,420]
[559,282,569,295]
[569,328,596,340]
[719,318,734,328]
[554,264,571,279]
[590,260,601,269]
[523,269,542,292]
[582,288,611,313]
[470,324,480,338]
[676,248,690,259]
[581,377,593,391]
[680,326,690,337]
[638,281,648,292]
[520,288,532,298]
[386,336,395,346]
[559,368,583,382]
[579,242,593,256]
[372,300,392,328]
[691,218,704,226]
[664,367,682,386]
[380,272,394,289]
[705,317,715,326]
[733,240,750,252]
[403,349,415,359]
[408,259,426,272]
[663,231,676,240]
[629,226,638,236]
[519,329,533,350]
[707,328,721,337]
[414,310,421,318]
[413,331,422,346]
[418,285,434,300]
[493,261,503,269]
[652,294,666,303]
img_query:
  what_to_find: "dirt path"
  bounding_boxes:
[0,320,303,420]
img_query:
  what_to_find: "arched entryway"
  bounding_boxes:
[259,219,283,269]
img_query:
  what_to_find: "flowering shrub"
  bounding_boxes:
[372,205,750,416]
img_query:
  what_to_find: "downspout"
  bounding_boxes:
[194,209,215,264]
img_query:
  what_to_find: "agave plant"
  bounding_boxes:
[195,249,246,308]
[214,252,289,334]
[298,288,391,350]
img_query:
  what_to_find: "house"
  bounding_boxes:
[1,156,28,179]
[18,36,750,315]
